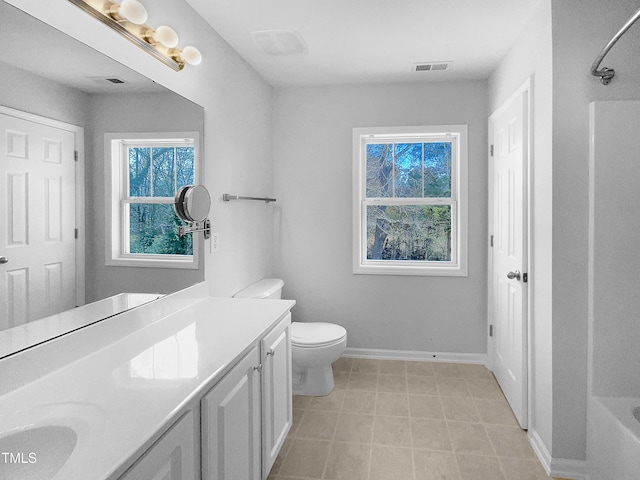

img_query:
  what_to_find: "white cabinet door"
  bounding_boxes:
[202,345,262,480]
[120,410,197,480]
[261,314,292,478]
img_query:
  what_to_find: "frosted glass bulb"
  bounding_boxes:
[181,46,202,66]
[119,0,147,25]
[154,26,179,48]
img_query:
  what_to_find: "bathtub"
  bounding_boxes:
[588,396,640,480]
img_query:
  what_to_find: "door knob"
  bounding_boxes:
[0,256,8,265]
[507,270,521,281]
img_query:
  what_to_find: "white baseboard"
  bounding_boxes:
[342,347,487,364]
[528,428,589,480]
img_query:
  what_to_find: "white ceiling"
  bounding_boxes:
[187,0,543,87]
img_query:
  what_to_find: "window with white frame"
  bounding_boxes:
[352,125,468,276]
[106,132,200,268]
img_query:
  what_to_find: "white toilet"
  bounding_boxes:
[234,279,347,396]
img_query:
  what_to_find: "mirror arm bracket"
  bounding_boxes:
[177,219,211,239]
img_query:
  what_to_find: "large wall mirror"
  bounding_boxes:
[0,1,205,358]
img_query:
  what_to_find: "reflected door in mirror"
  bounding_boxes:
[0,111,76,329]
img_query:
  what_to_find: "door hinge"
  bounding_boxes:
[490,144,494,157]
[489,325,494,337]
[74,228,78,239]
[490,235,494,247]
[74,150,78,162]
[523,272,528,283]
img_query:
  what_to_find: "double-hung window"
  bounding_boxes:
[106,132,200,269]
[352,125,468,276]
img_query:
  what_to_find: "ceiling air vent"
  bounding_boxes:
[251,29,307,55]
[413,62,451,72]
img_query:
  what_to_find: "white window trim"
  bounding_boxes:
[352,125,468,276]
[105,132,201,269]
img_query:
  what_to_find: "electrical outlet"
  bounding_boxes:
[211,232,219,252]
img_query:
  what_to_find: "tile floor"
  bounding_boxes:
[268,357,562,480]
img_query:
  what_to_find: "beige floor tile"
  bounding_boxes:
[433,363,464,378]
[333,371,350,389]
[465,378,504,400]
[441,396,481,422]
[333,413,374,443]
[406,360,435,376]
[290,408,305,436]
[351,358,380,374]
[409,394,445,419]
[269,435,293,475]
[447,421,495,455]
[342,390,376,414]
[378,374,408,393]
[372,415,412,446]
[410,418,452,451]
[308,389,345,412]
[346,372,378,391]
[376,392,410,417]
[474,398,518,426]
[278,438,331,478]
[485,424,536,459]
[323,441,371,480]
[499,457,552,480]
[332,357,354,372]
[296,410,338,440]
[379,359,407,375]
[413,449,460,480]
[457,363,494,380]
[407,375,439,395]
[293,395,311,410]
[436,378,471,397]
[369,445,414,480]
[456,453,506,480]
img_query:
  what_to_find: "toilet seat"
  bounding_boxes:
[291,322,346,348]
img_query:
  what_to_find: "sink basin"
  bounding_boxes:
[0,425,77,479]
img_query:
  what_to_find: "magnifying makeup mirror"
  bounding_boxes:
[175,185,211,238]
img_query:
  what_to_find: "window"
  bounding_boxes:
[352,125,467,276]
[106,132,200,268]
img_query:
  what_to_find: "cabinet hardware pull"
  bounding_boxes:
[253,364,263,372]
[267,349,275,356]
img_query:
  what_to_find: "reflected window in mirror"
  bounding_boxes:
[106,132,200,269]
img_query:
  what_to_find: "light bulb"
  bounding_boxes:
[153,25,179,48]
[181,46,202,66]
[118,0,147,25]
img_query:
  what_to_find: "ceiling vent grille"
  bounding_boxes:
[413,62,451,72]
[251,29,308,55]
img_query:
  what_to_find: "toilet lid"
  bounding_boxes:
[291,322,346,347]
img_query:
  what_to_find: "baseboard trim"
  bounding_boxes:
[528,429,589,480]
[343,347,487,364]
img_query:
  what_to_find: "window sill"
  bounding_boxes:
[106,255,197,270]
[353,263,468,277]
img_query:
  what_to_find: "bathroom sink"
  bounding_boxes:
[0,425,77,479]
[634,406,640,424]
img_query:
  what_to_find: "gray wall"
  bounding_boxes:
[273,81,488,354]
[85,92,205,301]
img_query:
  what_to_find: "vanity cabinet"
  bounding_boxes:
[120,410,198,480]
[201,345,262,480]
[261,314,292,476]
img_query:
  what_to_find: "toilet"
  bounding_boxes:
[234,279,347,396]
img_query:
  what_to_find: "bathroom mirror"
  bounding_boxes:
[0,2,205,358]
[175,185,211,223]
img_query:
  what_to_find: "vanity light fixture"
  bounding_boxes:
[67,0,202,71]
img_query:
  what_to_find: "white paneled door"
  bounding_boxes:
[0,111,76,330]
[488,82,529,429]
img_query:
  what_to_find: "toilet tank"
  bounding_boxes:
[233,279,284,299]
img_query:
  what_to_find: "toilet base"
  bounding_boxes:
[292,364,335,396]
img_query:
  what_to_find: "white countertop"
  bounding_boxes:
[0,292,163,359]
[0,283,295,479]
